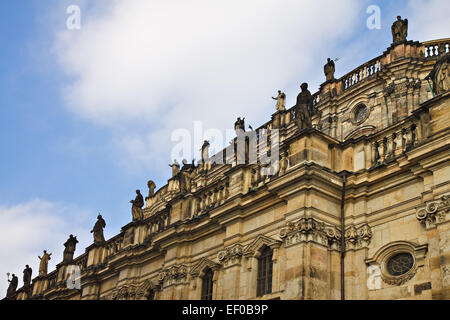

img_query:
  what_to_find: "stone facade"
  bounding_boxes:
[7,33,450,301]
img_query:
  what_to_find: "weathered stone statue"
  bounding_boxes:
[235,117,245,133]
[130,190,144,221]
[295,83,313,130]
[23,265,32,287]
[201,140,210,164]
[6,273,18,299]
[427,52,450,95]
[38,250,52,276]
[272,90,286,111]
[63,234,78,264]
[391,16,408,44]
[324,58,335,82]
[146,180,156,200]
[169,159,180,177]
[91,214,106,244]
[179,167,194,193]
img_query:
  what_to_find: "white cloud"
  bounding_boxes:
[0,199,92,297]
[407,0,450,41]
[52,0,450,177]
[54,0,364,174]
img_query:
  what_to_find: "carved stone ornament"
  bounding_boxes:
[111,279,159,300]
[365,241,428,286]
[279,217,341,250]
[416,195,450,229]
[158,264,189,286]
[217,244,244,265]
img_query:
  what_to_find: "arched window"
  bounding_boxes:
[201,268,214,300]
[257,246,273,297]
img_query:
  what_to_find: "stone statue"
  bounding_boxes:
[38,250,52,276]
[235,117,245,133]
[146,180,156,200]
[295,83,313,130]
[391,16,408,44]
[91,214,106,244]
[63,234,78,264]
[272,90,286,111]
[324,58,335,82]
[130,190,144,221]
[6,273,18,299]
[169,159,180,177]
[23,265,32,287]
[201,140,210,164]
[427,52,450,95]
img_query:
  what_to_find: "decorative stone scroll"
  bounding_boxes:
[345,224,373,250]
[111,279,159,300]
[279,218,373,250]
[217,244,244,266]
[158,264,189,286]
[279,218,341,250]
[416,195,450,229]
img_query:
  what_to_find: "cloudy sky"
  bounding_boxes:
[0,0,449,296]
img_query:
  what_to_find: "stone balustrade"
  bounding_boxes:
[104,234,125,257]
[194,180,230,214]
[371,118,420,167]
[341,57,382,91]
[421,38,450,58]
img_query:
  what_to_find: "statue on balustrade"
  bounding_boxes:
[63,234,78,264]
[295,83,313,130]
[391,16,408,44]
[91,214,106,244]
[38,250,52,276]
[427,52,450,95]
[272,90,286,111]
[235,117,245,133]
[201,140,210,165]
[130,190,144,221]
[6,273,18,299]
[179,165,195,194]
[169,159,180,177]
[23,265,32,287]
[146,180,156,200]
[324,58,335,82]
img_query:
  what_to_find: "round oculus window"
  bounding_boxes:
[355,104,368,123]
[386,252,414,276]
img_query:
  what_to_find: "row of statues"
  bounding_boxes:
[6,214,108,298]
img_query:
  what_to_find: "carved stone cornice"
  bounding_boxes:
[416,195,450,229]
[217,244,244,266]
[279,217,341,250]
[345,224,373,250]
[279,218,373,251]
[111,279,159,300]
[158,264,188,286]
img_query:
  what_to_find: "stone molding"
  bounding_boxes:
[416,195,450,229]
[243,235,281,258]
[190,258,221,278]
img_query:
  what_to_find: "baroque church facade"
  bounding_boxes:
[6,18,450,300]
